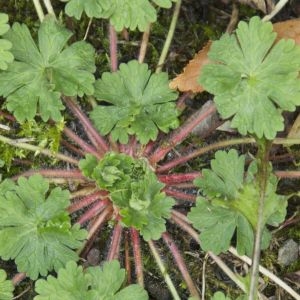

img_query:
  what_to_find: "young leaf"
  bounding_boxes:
[188,150,287,255]
[0,16,95,122]
[0,269,14,300]
[0,175,87,280]
[61,0,175,31]
[91,60,179,144]
[199,16,300,139]
[211,291,232,300]
[79,152,175,240]
[34,260,148,300]
[0,13,13,70]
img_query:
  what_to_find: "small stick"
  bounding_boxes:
[156,0,182,73]
[262,0,289,22]
[32,0,44,22]
[138,24,151,63]
[42,0,56,17]
[84,18,93,41]
[148,240,181,300]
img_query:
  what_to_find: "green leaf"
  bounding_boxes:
[188,150,287,255]
[0,269,13,300]
[211,291,232,300]
[199,16,300,139]
[0,175,87,279]
[91,60,178,144]
[79,152,175,240]
[0,16,95,122]
[62,0,175,31]
[0,13,13,70]
[34,260,148,300]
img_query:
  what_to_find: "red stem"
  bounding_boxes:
[130,227,144,287]
[63,127,101,158]
[60,139,85,157]
[63,97,109,153]
[85,205,113,241]
[106,221,123,261]
[12,272,26,286]
[164,187,196,202]
[12,169,85,180]
[109,24,118,72]
[275,171,300,178]
[158,172,200,185]
[149,103,216,164]
[77,199,110,225]
[125,231,132,284]
[68,190,108,214]
[176,92,192,111]
[162,232,200,298]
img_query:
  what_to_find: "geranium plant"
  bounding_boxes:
[0,2,300,300]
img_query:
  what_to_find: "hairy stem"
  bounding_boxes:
[156,0,182,73]
[149,103,217,164]
[124,231,131,284]
[148,240,181,300]
[77,199,110,225]
[157,137,255,173]
[162,232,200,298]
[0,134,78,164]
[106,221,123,261]
[68,190,108,214]
[130,228,144,287]
[63,127,101,159]
[164,187,196,202]
[158,172,200,185]
[249,139,272,300]
[63,97,109,153]
[109,24,118,72]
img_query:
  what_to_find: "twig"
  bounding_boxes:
[32,0,44,22]
[156,0,182,73]
[262,0,290,22]
[42,0,56,17]
[226,1,239,33]
[201,253,209,300]
[138,24,151,63]
[229,247,300,300]
[84,18,93,41]
[148,240,181,300]
[0,134,78,165]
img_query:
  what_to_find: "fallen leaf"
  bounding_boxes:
[273,19,300,45]
[169,41,211,93]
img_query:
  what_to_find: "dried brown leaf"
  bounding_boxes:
[169,41,211,93]
[273,19,300,45]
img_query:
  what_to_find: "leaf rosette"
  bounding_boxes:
[61,0,176,31]
[79,153,175,241]
[91,60,179,144]
[0,175,87,279]
[0,16,95,122]
[188,150,287,255]
[199,16,300,139]
[34,260,148,300]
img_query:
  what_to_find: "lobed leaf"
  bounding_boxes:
[61,0,176,31]
[0,175,87,279]
[0,16,95,122]
[188,150,287,255]
[0,13,13,70]
[35,260,148,300]
[91,60,179,144]
[0,269,14,300]
[199,16,300,139]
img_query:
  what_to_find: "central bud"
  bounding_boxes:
[79,152,175,241]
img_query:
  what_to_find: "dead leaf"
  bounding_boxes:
[169,41,211,93]
[237,0,274,14]
[273,19,300,45]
